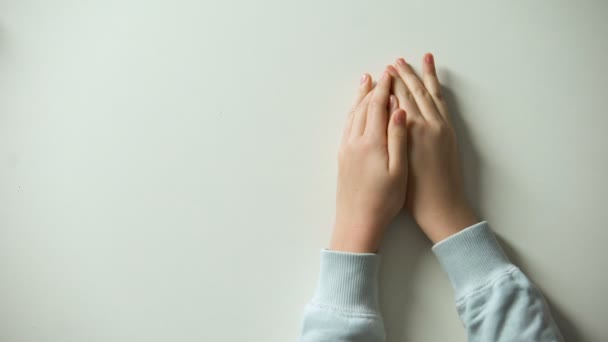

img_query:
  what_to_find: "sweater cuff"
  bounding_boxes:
[432,221,514,299]
[311,249,380,314]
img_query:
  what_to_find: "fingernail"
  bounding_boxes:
[389,95,395,109]
[397,58,406,66]
[394,110,406,125]
[360,74,368,84]
[425,53,434,66]
[386,65,397,75]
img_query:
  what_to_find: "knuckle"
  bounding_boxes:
[360,136,375,148]
[405,91,414,102]
[413,86,427,97]
[429,121,452,137]
[369,100,382,113]
[431,89,443,100]
[361,136,382,151]
[368,98,378,108]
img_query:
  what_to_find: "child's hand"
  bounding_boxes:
[388,55,477,243]
[329,71,409,253]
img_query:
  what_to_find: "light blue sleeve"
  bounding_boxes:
[300,250,385,342]
[300,222,563,342]
[432,221,563,342]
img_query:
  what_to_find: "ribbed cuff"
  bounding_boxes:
[432,221,513,300]
[311,250,380,314]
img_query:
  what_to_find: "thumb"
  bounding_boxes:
[387,108,407,174]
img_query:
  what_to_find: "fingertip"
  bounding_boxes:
[381,70,390,82]
[424,53,436,74]
[386,65,398,76]
[360,73,368,85]
[393,109,406,125]
[375,70,391,91]
[395,57,411,75]
[360,73,372,88]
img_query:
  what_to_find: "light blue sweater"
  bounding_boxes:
[300,222,563,341]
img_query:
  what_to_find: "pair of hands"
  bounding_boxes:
[330,54,478,253]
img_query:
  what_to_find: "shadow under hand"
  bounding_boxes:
[445,70,582,341]
[442,82,483,219]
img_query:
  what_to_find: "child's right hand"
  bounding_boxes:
[329,71,409,253]
[388,55,478,243]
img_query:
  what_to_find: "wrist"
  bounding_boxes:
[329,220,384,253]
[419,204,478,244]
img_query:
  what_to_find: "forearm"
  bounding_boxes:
[433,222,563,342]
[300,250,385,342]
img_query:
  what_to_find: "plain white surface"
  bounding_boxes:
[1,1,607,341]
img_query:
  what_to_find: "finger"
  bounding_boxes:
[350,90,374,138]
[365,70,391,138]
[344,74,373,139]
[395,57,442,122]
[421,53,450,121]
[387,65,423,121]
[387,108,408,174]
[352,73,373,109]
[388,94,398,113]
[387,93,399,131]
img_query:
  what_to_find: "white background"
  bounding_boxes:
[1,1,607,341]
